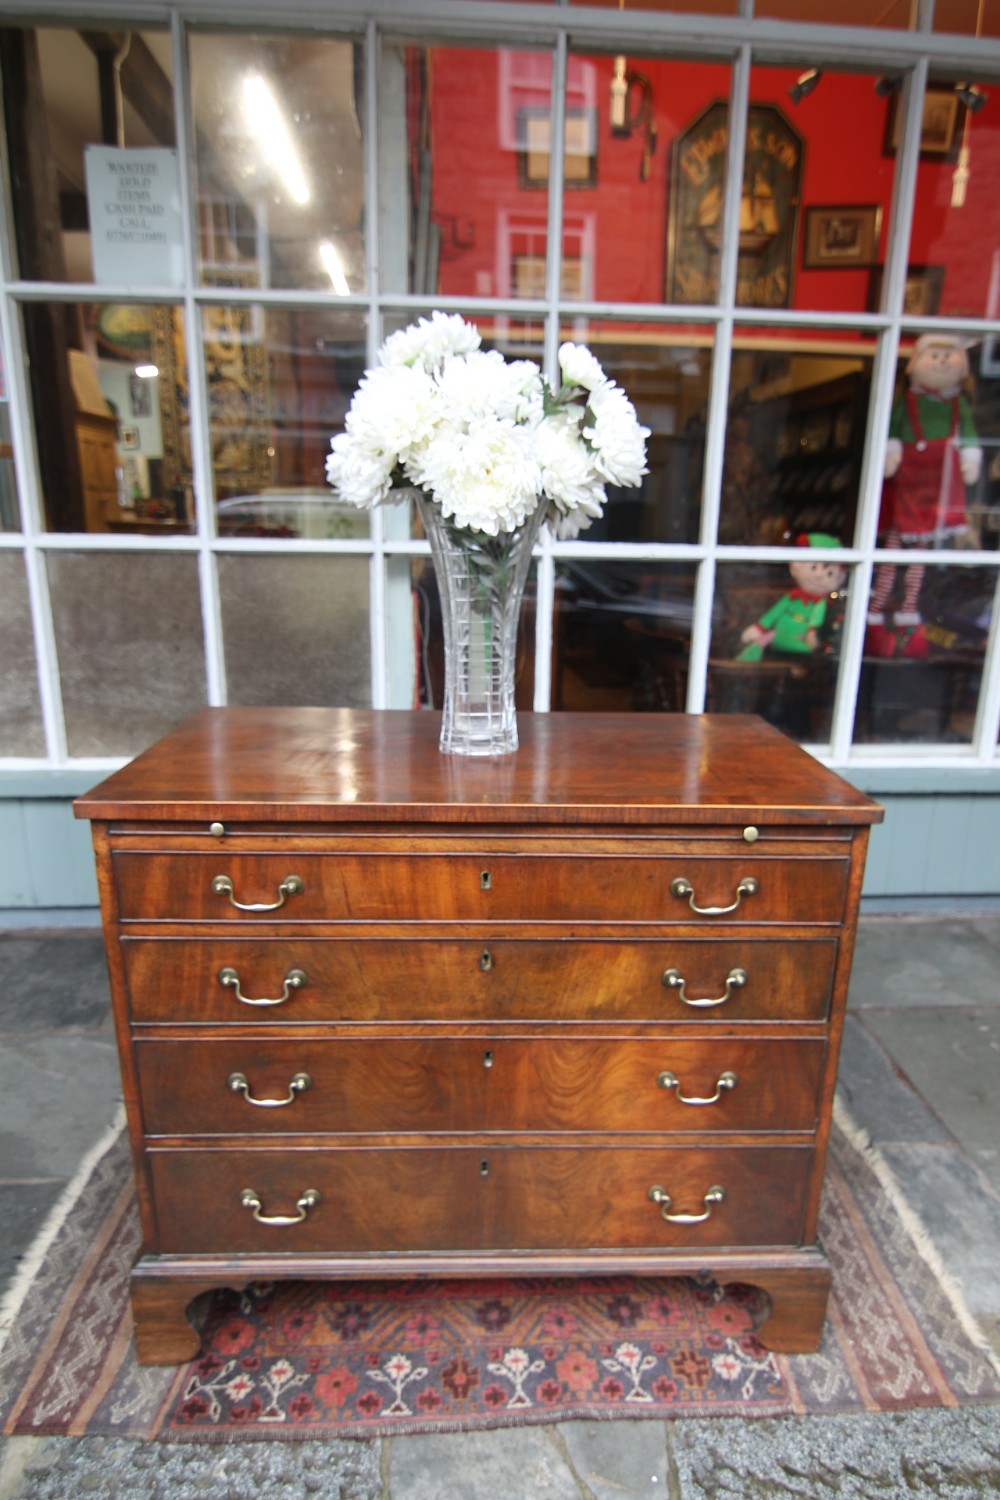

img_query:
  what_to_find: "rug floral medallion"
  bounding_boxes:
[2,1113,998,1442]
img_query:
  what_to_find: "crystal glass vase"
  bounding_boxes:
[416,491,543,756]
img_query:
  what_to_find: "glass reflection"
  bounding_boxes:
[204,304,368,538]
[557,322,710,543]
[565,54,731,307]
[47,551,206,756]
[0,553,45,755]
[0,25,174,284]
[709,559,849,743]
[722,333,874,546]
[903,78,1000,319]
[747,66,894,315]
[25,303,191,535]
[857,564,990,745]
[190,31,365,293]
[220,555,371,706]
[552,561,694,712]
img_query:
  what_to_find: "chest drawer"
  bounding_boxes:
[134,1035,825,1136]
[121,935,837,1023]
[147,1141,812,1255]
[113,850,849,924]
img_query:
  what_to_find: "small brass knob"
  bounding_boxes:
[743,826,759,843]
[210,821,226,838]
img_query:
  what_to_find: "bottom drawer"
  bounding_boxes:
[147,1143,812,1255]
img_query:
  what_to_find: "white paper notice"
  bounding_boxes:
[85,146,184,287]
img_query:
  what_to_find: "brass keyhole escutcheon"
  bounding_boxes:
[479,948,493,971]
[483,1050,494,1069]
[480,870,492,891]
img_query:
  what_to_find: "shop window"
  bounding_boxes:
[189,30,366,294]
[201,304,368,538]
[563,53,732,307]
[0,554,45,756]
[219,554,371,707]
[723,331,875,547]
[555,319,710,544]
[747,65,896,316]
[710,557,850,744]
[0,24,175,286]
[21,301,190,535]
[899,75,1000,320]
[551,560,695,713]
[46,551,207,757]
[857,563,990,745]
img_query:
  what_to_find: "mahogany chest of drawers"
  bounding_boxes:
[75,708,882,1364]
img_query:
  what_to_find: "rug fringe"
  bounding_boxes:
[832,1091,1000,1379]
[0,1107,125,1358]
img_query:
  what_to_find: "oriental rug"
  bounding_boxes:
[2,1103,998,1442]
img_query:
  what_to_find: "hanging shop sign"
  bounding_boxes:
[85,146,184,287]
[666,101,803,308]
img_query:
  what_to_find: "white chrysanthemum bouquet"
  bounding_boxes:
[326,312,650,538]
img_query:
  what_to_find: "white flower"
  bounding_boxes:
[409,416,542,535]
[558,341,608,392]
[537,417,606,520]
[380,311,481,372]
[325,431,395,507]
[326,313,648,536]
[583,381,650,488]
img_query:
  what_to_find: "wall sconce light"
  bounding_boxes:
[788,68,822,105]
[609,56,657,178]
[955,82,987,113]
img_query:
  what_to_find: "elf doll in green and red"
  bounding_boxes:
[867,333,982,659]
[737,533,847,662]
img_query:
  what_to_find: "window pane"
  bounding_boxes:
[0,553,44,755]
[219,554,371,707]
[745,66,894,315]
[380,42,556,299]
[857,564,990,745]
[566,54,732,307]
[722,331,875,546]
[710,559,850,743]
[0,24,174,284]
[901,77,1000,318]
[0,389,19,531]
[190,30,365,294]
[25,302,191,536]
[875,333,1000,554]
[204,304,368,538]
[47,552,206,757]
[552,560,694,712]
[559,319,710,542]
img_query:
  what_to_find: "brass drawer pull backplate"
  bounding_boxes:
[657,1069,738,1106]
[212,873,304,912]
[647,1184,725,1225]
[218,966,307,1007]
[662,966,747,1009]
[670,875,758,916]
[239,1187,321,1226]
[228,1070,312,1107]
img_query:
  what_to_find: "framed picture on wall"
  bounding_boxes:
[802,205,882,269]
[883,86,962,159]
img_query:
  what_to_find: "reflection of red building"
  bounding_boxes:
[427,51,1000,318]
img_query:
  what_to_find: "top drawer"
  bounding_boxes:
[112,849,849,925]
